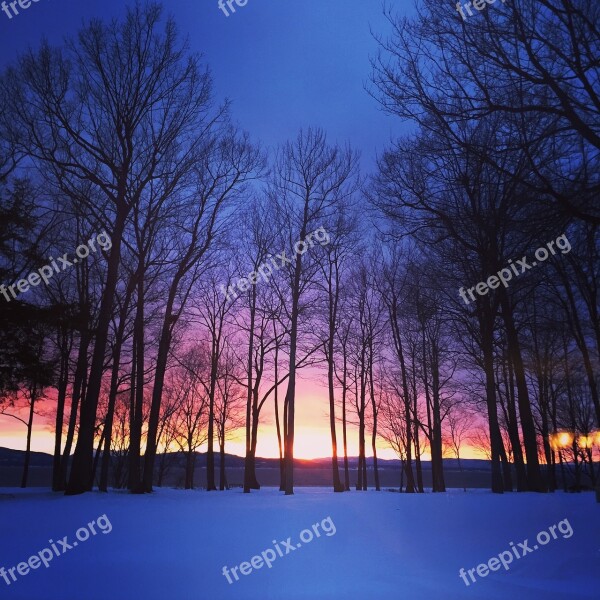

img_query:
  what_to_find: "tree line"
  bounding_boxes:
[0,0,598,495]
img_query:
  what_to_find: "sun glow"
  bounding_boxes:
[1,413,493,462]
[550,430,600,450]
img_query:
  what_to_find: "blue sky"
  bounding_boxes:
[0,0,414,171]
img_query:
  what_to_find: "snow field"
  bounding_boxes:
[0,487,598,600]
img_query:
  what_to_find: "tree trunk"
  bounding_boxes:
[206,338,218,491]
[499,295,544,492]
[422,336,436,491]
[430,346,446,492]
[99,283,132,491]
[185,451,195,490]
[244,286,257,494]
[357,417,366,491]
[59,329,90,490]
[67,207,127,495]
[499,434,513,492]
[98,366,120,492]
[129,275,145,494]
[128,327,140,492]
[274,355,285,492]
[21,386,36,488]
[368,340,380,491]
[91,425,106,486]
[281,386,288,492]
[142,275,181,493]
[389,298,416,493]
[414,420,424,494]
[283,219,309,496]
[219,439,227,491]
[326,260,344,492]
[246,406,261,490]
[504,353,527,491]
[479,302,504,494]
[342,360,350,491]
[52,341,70,491]
[328,340,344,492]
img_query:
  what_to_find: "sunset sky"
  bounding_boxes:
[0,0,487,462]
[0,376,486,460]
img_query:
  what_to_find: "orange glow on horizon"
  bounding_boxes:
[550,430,600,450]
[1,416,489,461]
[1,378,494,461]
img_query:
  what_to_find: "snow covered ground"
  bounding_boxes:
[0,487,598,600]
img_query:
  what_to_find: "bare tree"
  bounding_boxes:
[215,341,245,490]
[273,128,359,495]
[3,4,223,494]
[444,407,474,492]
[193,270,239,490]
[142,129,262,493]
[370,1,600,224]
[314,206,359,492]
[169,345,210,489]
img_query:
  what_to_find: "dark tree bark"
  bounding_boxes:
[368,337,381,492]
[243,281,259,493]
[388,296,416,493]
[128,273,145,493]
[499,295,544,492]
[479,302,505,494]
[20,383,37,489]
[52,325,73,491]
[68,208,128,494]
[206,340,219,492]
[283,240,304,495]
[273,339,285,492]
[99,280,134,492]
[499,349,527,491]
[341,360,350,492]
[59,329,90,490]
[430,345,446,493]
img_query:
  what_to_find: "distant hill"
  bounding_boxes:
[0,446,492,471]
[0,447,54,468]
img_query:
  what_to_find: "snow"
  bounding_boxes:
[0,487,598,600]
